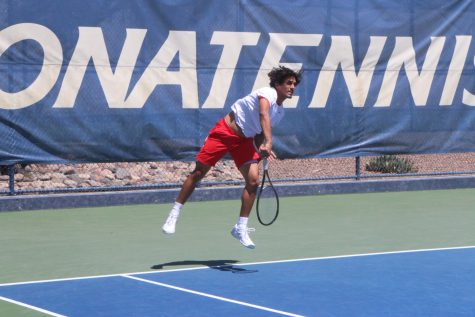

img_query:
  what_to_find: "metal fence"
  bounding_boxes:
[2,153,475,196]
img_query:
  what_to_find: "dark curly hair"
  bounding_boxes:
[268,66,303,88]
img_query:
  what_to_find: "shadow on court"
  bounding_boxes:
[151,259,258,274]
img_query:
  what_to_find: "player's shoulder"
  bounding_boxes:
[255,87,277,101]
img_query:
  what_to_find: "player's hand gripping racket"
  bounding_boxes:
[256,158,279,226]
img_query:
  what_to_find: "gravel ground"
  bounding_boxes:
[2,153,475,192]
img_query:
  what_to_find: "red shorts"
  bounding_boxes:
[196,119,260,169]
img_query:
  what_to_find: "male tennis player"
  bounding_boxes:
[162,66,302,249]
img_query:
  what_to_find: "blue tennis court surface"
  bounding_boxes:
[1,246,474,317]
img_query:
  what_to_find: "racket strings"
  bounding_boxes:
[257,185,278,224]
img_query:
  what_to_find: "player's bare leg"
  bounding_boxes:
[176,161,211,204]
[231,162,259,249]
[162,161,211,234]
[238,162,260,217]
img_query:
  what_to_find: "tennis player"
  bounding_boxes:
[162,66,302,249]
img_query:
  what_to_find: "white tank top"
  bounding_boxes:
[230,87,285,137]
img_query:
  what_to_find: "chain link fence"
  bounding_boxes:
[2,153,475,196]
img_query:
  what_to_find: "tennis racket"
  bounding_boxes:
[256,158,279,226]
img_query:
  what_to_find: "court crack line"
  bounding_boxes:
[122,274,305,317]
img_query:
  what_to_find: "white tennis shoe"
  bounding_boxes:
[162,212,179,234]
[231,225,256,249]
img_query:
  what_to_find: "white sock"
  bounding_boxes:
[171,202,183,216]
[237,217,248,228]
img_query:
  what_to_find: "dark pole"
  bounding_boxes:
[355,156,361,180]
[8,164,15,195]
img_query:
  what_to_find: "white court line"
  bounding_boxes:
[0,296,66,317]
[235,244,475,268]
[1,244,474,287]
[122,274,304,317]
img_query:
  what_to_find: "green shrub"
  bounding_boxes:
[365,155,418,174]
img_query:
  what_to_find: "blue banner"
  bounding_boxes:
[0,0,474,164]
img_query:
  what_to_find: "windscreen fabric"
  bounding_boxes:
[0,0,474,164]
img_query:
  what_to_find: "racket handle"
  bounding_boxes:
[263,158,269,171]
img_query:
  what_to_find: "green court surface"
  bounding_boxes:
[1,188,475,316]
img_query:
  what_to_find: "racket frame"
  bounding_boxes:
[256,158,280,226]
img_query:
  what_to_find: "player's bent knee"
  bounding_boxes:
[246,179,260,190]
[190,170,202,180]
[190,168,207,182]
